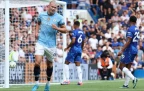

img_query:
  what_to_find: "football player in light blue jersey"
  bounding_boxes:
[118,16,140,89]
[32,1,67,91]
[61,21,85,86]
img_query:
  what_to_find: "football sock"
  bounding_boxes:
[64,64,69,81]
[122,67,134,80]
[34,66,40,83]
[124,75,130,86]
[46,67,53,82]
[35,81,39,85]
[76,66,82,83]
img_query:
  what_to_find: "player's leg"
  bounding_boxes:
[61,60,70,85]
[46,61,53,84]
[119,53,137,88]
[75,53,83,85]
[119,62,129,88]
[61,51,74,85]
[123,64,131,88]
[64,61,70,82]
[32,43,44,91]
[44,48,55,91]
[75,61,82,85]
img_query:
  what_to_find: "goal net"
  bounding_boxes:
[0,0,67,87]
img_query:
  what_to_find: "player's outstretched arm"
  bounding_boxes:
[52,24,67,33]
[118,37,132,56]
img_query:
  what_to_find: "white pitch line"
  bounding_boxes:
[1,79,144,89]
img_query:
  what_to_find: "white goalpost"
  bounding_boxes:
[0,0,67,88]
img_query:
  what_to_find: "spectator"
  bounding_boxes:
[95,46,103,59]
[99,36,107,46]
[66,21,73,31]
[88,34,98,50]
[137,45,144,62]
[102,42,114,53]
[0,43,5,62]
[81,48,90,63]
[28,47,35,63]
[9,43,19,62]
[56,43,63,64]
[97,50,113,80]
[19,45,26,62]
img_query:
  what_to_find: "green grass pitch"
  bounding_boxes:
[0,79,143,91]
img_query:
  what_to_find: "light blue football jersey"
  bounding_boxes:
[37,12,64,48]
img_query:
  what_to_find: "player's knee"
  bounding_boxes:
[65,61,70,65]
[35,61,41,67]
[75,62,80,66]
[47,62,53,68]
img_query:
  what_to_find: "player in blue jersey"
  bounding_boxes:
[118,16,140,89]
[61,21,85,85]
[31,1,67,91]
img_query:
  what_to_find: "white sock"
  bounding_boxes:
[35,81,39,85]
[47,81,50,85]
[64,64,69,81]
[122,67,135,80]
[124,75,130,86]
[63,73,66,82]
[76,66,82,83]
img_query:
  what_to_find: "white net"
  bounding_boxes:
[0,0,66,85]
[0,6,5,85]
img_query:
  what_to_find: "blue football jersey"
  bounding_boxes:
[71,29,85,49]
[37,12,64,48]
[125,25,140,54]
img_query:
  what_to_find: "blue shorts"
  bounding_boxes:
[120,51,137,64]
[65,48,82,63]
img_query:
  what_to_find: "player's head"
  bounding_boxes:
[73,21,80,29]
[129,15,137,24]
[48,1,57,15]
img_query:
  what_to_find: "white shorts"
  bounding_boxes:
[35,43,57,62]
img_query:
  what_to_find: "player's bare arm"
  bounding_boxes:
[81,40,85,50]
[35,21,41,39]
[118,37,132,56]
[64,37,76,51]
[52,24,67,33]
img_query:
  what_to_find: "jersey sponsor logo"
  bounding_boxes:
[53,19,57,22]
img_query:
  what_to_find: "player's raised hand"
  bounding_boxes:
[52,24,58,30]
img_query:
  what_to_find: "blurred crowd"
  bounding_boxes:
[0,0,144,79]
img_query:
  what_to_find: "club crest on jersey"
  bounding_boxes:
[48,17,50,21]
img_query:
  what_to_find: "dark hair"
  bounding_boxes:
[129,16,137,23]
[101,50,110,58]
[74,21,80,26]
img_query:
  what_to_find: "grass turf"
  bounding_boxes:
[0,79,143,91]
